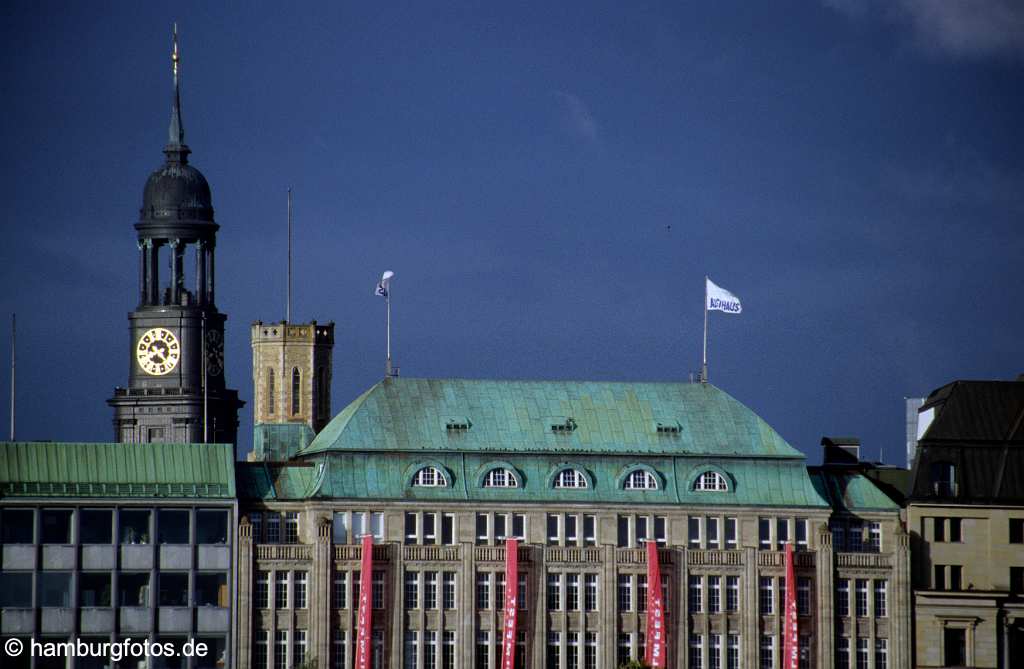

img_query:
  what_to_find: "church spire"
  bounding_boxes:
[165,23,190,164]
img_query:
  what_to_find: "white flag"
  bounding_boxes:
[375,270,394,298]
[706,277,742,314]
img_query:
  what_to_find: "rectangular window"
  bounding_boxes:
[424,571,438,609]
[443,571,457,609]
[118,572,149,607]
[547,632,560,669]
[119,509,151,545]
[405,630,418,669]
[727,635,740,669]
[934,564,946,591]
[284,512,300,544]
[266,513,281,544]
[760,635,775,669]
[638,574,648,612]
[275,572,288,609]
[759,576,774,615]
[654,516,667,545]
[618,634,632,667]
[195,572,228,607]
[476,631,490,669]
[618,574,633,612]
[406,571,420,609]
[830,519,845,552]
[496,572,506,610]
[478,513,490,545]
[567,632,580,669]
[443,631,456,669]
[254,571,270,609]
[294,629,307,668]
[710,634,722,669]
[637,516,649,544]
[565,573,580,611]
[519,572,528,610]
[39,509,71,544]
[330,511,347,544]
[855,579,868,617]
[837,579,850,616]
[618,516,630,548]
[1011,518,1024,544]
[707,517,720,549]
[196,509,228,544]
[333,572,346,609]
[776,518,789,547]
[293,571,307,609]
[689,575,704,613]
[372,570,385,609]
[585,632,598,669]
[690,634,704,669]
[405,512,417,545]
[274,631,288,669]
[513,513,526,541]
[874,580,887,617]
[80,509,113,544]
[759,517,771,550]
[689,517,702,548]
[856,638,868,669]
[547,573,561,611]
[495,513,507,541]
[158,509,189,544]
[725,517,738,549]
[933,517,945,542]
[848,521,863,552]
[1011,567,1024,594]
[950,565,962,591]
[585,573,599,611]
[565,514,578,544]
[333,630,347,669]
[875,639,887,669]
[944,629,966,667]
[548,514,560,545]
[868,521,882,551]
[478,572,492,610]
[425,631,437,669]
[797,577,811,616]
[708,575,721,613]
[796,518,808,547]
[836,638,850,669]
[948,517,961,543]
[157,572,188,607]
[254,631,269,669]
[442,513,455,544]
[79,572,112,607]
[798,635,810,669]
[726,576,740,612]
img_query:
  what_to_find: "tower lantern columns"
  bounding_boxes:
[207,243,215,305]
[196,239,207,306]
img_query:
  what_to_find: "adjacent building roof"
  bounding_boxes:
[909,379,1024,504]
[236,462,319,501]
[0,442,236,499]
[299,378,804,458]
[809,469,901,513]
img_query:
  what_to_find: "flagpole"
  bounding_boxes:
[702,276,708,383]
[385,290,392,377]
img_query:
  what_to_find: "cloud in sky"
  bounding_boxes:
[825,0,1024,59]
[553,90,600,144]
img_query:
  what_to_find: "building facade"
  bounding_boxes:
[906,379,1024,669]
[0,441,237,669]
[233,378,911,669]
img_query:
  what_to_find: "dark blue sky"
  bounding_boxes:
[2,2,1021,463]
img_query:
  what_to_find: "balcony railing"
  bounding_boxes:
[545,547,603,564]
[755,551,816,568]
[473,545,531,563]
[255,544,312,561]
[836,552,892,569]
[333,544,393,561]
[688,550,743,566]
[403,545,461,562]
[615,548,673,565]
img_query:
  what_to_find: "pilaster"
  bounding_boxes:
[814,524,834,669]
[236,515,253,669]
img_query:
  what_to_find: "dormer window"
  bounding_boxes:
[655,421,681,434]
[694,471,729,492]
[624,470,659,490]
[931,462,958,496]
[445,418,472,432]
[554,469,588,489]
[412,467,446,488]
[483,468,519,488]
[551,417,577,433]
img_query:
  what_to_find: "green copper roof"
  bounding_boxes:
[0,442,236,498]
[300,378,803,458]
[809,469,900,512]
[236,462,320,500]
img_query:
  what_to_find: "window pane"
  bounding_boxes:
[38,572,72,607]
[158,509,190,544]
[120,509,152,545]
[41,509,73,544]
[1,509,34,543]
[0,572,33,607]
[196,510,228,544]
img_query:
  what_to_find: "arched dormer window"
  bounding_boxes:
[291,367,300,415]
[553,468,588,489]
[266,368,275,415]
[624,469,659,490]
[483,468,519,488]
[693,470,729,492]
[412,467,446,488]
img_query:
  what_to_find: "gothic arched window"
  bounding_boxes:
[291,368,300,415]
[266,368,275,415]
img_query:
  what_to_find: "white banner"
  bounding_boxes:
[706,278,742,314]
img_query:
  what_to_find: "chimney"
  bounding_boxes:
[822,436,860,465]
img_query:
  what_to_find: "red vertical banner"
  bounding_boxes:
[644,540,667,668]
[500,537,519,669]
[355,534,374,669]
[783,543,799,669]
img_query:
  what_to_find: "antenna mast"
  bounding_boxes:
[8,313,14,441]
[287,188,292,323]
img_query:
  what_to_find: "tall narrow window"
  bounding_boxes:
[266,368,275,415]
[291,367,300,415]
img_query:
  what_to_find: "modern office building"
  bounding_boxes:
[906,377,1024,669]
[0,441,238,669]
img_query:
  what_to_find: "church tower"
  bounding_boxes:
[108,27,242,445]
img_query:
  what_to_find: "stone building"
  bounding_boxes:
[0,441,237,668]
[906,378,1024,669]
[233,377,911,669]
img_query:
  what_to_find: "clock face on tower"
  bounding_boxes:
[136,327,181,375]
